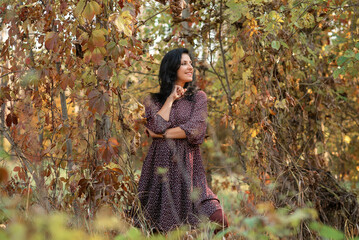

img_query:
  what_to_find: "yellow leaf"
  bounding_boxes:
[237,45,245,58]
[233,90,241,100]
[99,47,107,55]
[250,128,259,138]
[274,99,288,110]
[242,68,252,82]
[110,11,133,36]
[121,10,132,22]
[92,29,106,47]
[83,2,95,22]
[90,1,101,15]
[74,0,85,17]
[344,135,351,144]
[100,28,109,35]
[251,85,257,95]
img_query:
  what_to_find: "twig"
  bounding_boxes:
[122,69,157,77]
[135,7,170,30]
[218,2,232,110]
[0,71,23,79]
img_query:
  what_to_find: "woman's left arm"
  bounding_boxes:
[178,91,208,144]
[146,127,186,139]
[146,91,208,143]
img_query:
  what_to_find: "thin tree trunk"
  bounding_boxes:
[0,72,5,154]
[55,63,74,174]
[217,0,247,171]
[29,41,51,212]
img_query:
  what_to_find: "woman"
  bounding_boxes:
[138,48,228,233]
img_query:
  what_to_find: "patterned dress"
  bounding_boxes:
[138,90,222,232]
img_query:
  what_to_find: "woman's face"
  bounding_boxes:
[176,53,193,86]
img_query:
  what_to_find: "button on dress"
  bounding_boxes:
[138,90,222,232]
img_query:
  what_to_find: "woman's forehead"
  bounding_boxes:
[181,54,191,61]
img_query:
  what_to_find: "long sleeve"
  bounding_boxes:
[179,91,208,145]
[144,95,171,134]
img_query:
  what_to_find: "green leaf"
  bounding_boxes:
[280,41,289,49]
[271,40,280,50]
[355,42,359,49]
[333,68,343,78]
[337,56,347,66]
[0,147,10,160]
[225,0,243,23]
[106,41,116,50]
[21,69,41,87]
[316,141,324,154]
[355,53,359,61]
[298,55,314,66]
[310,222,345,240]
[274,99,287,110]
[343,50,355,58]
[118,39,127,46]
[125,227,142,239]
[244,217,261,228]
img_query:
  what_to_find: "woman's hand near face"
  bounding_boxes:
[157,85,186,122]
[169,85,186,102]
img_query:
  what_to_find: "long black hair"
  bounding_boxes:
[151,48,198,104]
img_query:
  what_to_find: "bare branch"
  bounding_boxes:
[135,7,170,30]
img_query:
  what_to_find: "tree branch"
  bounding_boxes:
[0,71,23,79]
[122,69,157,77]
[135,7,170,30]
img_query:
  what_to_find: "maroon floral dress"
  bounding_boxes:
[138,90,222,232]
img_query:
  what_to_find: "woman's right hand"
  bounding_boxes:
[157,85,186,121]
[146,128,164,138]
[169,85,186,102]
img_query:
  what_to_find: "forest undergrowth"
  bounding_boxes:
[0,158,358,240]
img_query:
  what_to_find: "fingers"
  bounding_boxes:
[176,86,183,96]
[146,128,163,138]
[147,128,156,138]
[169,85,186,101]
[173,85,185,99]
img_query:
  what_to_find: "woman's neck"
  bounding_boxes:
[175,81,185,88]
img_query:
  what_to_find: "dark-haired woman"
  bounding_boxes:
[138,48,228,233]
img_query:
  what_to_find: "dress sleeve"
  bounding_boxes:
[179,91,208,145]
[144,95,171,134]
